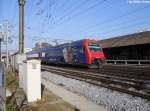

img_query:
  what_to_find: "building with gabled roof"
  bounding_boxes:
[98,31,150,60]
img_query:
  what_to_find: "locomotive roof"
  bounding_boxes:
[99,30,150,48]
[27,39,97,53]
[53,39,90,48]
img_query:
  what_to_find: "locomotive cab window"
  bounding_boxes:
[88,43,102,52]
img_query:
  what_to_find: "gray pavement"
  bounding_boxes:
[42,78,107,111]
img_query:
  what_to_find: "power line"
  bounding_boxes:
[40,0,55,33]
[26,0,56,34]
[25,0,38,24]
[53,0,90,24]
[79,5,150,34]
[40,0,90,34]
[11,0,17,25]
[51,0,76,21]
[80,14,150,36]
[36,0,43,6]
[84,17,150,38]
[2,21,12,68]
[51,0,108,29]
[16,0,150,44]
[25,0,109,36]
[46,0,119,34]
[46,1,149,37]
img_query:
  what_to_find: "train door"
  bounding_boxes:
[71,46,79,64]
[71,46,86,64]
[78,47,86,64]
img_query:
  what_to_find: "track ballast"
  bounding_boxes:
[42,65,150,100]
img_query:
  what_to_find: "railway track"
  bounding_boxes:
[42,65,150,100]
[46,64,150,81]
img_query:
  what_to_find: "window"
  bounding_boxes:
[88,43,102,52]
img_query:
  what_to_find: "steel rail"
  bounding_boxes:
[42,66,149,89]
[42,65,150,84]
[42,65,150,100]
[103,65,150,73]
[91,69,150,81]
[101,68,150,76]
[43,65,150,81]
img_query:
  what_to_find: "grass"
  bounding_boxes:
[5,68,79,111]
[6,68,18,91]
[21,89,79,111]
[6,68,18,111]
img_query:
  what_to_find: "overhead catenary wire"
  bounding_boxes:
[25,0,40,24]
[40,0,90,34]
[50,0,108,30]
[80,14,150,37]
[24,1,119,35]
[25,0,56,35]
[53,0,90,24]
[31,0,105,34]
[45,4,149,39]
[48,2,148,36]
[83,17,150,39]
[10,0,150,44]
[79,5,150,34]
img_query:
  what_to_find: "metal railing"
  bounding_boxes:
[0,62,6,111]
[106,56,150,60]
[105,59,150,65]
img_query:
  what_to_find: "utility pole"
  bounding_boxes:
[3,21,10,68]
[0,24,2,62]
[0,38,1,62]
[6,22,9,68]
[18,0,25,54]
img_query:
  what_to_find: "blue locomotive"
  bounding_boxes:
[26,39,105,67]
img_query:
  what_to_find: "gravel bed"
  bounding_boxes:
[42,71,150,111]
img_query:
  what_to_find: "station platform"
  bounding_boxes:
[42,78,107,111]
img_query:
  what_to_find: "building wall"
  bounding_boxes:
[103,43,150,60]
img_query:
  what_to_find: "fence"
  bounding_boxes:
[105,59,150,65]
[0,62,5,111]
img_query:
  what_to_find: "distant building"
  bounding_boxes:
[98,30,150,60]
[24,48,32,53]
[34,41,52,49]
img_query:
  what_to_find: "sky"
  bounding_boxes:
[0,0,150,51]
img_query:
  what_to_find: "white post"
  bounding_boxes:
[18,54,26,88]
[24,59,41,102]
[138,61,141,65]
